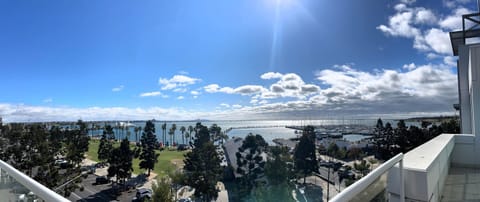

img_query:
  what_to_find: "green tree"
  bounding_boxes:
[108,138,134,184]
[209,124,222,142]
[180,126,186,144]
[152,177,174,202]
[98,125,113,163]
[134,126,140,143]
[104,125,115,141]
[65,120,90,167]
[354,160,371,176]
[162,122,167,145]
[185,131,191,145]
[139,120,159,176]
[188,125,194,143]
[235,134,268,191]
[253,182,295,202]
[171,124,177,145]
[184,124,222,201]
[294,126,318,184]
[265,146,293,185]
[347,147,363,160]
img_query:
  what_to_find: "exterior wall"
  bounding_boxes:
[451,134,476,167]
[458,45,472,134]
[469,45,480,167]
[387,134,455,202]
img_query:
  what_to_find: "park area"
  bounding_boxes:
[86,139,187,178]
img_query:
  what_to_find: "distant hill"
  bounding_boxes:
[403,116,458,123]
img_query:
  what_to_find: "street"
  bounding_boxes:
[67,173,137,202]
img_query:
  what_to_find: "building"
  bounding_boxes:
[331,11,480,202]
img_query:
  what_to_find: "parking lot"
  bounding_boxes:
[68,173,137,202]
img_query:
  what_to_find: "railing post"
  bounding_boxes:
[399,158,405,202]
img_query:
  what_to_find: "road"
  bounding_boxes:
[67,173,137,202]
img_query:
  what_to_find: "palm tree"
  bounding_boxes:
[125,124,130,139]
[188,125,194,142]
[168,128,174,147]
[95,123,101,137]
[161,122,167,144]
[171,124,177,145]
[90,123,94,138]
[185,132,190,145]
[180,126,186,144]
[121,124,125,140]
[134,126,140,143]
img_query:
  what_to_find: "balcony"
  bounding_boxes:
[0,159,69,202]
[331,133,479,202]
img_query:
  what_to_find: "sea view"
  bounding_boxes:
[0,0,471,201]
[80,119,402,144]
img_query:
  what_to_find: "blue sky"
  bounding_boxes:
[0,0,476,122]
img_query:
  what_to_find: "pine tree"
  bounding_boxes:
[184,124,222,201]
[294,125,318,184]
[104,125,115,141]
[98,125,113,163]
[139,120,159,176]
[107,138,133,184]
[265,146,292,185]
[235,134,268,191]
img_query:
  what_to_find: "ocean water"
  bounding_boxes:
[84,119,382,145]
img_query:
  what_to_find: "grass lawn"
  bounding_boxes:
[87,139,187,178]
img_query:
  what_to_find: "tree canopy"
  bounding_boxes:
[294,125,318,184]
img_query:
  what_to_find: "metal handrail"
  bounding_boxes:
[330,153,404,202]
[0,160,69,202]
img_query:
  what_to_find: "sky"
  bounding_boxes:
[0,0,476,122]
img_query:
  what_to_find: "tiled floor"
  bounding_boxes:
[442,166,480,202]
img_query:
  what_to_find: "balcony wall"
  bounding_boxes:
[387,133,477,202]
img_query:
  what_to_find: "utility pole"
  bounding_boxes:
[327,165,330,201]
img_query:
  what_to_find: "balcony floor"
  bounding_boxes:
[442,166,480,202]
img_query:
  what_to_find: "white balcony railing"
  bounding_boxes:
[0,159,69,202]
[330,153,405,202]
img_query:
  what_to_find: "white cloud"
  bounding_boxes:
[439,7,473,30]
[425,28,452,54]
[204,73,320,101]
[191,90,200,95]
[139,91,168,98]
[444,56,457,66]
[0,62,459,122]
[204,84,220,93]
[260,72,283,80]
[158,75,200,90]
[177,96,185,100]
[400,0,416,4]
[316,64,457,104]
[415,9,437,24]
[377,2,471,56]
[232,104,242,108]
[112,85,124,92]
[403,63,417,70]
[443,0,473,9]
[234,85,266,95]
[203,84,235,94]
[173,88,187,93]
[377,9,420,38]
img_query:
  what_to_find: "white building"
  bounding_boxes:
[331,12,480,202]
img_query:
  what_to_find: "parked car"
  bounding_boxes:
[177,144,189,151]
[95,176,109,184]
[133,188,152,201]
[55,159,69,169]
